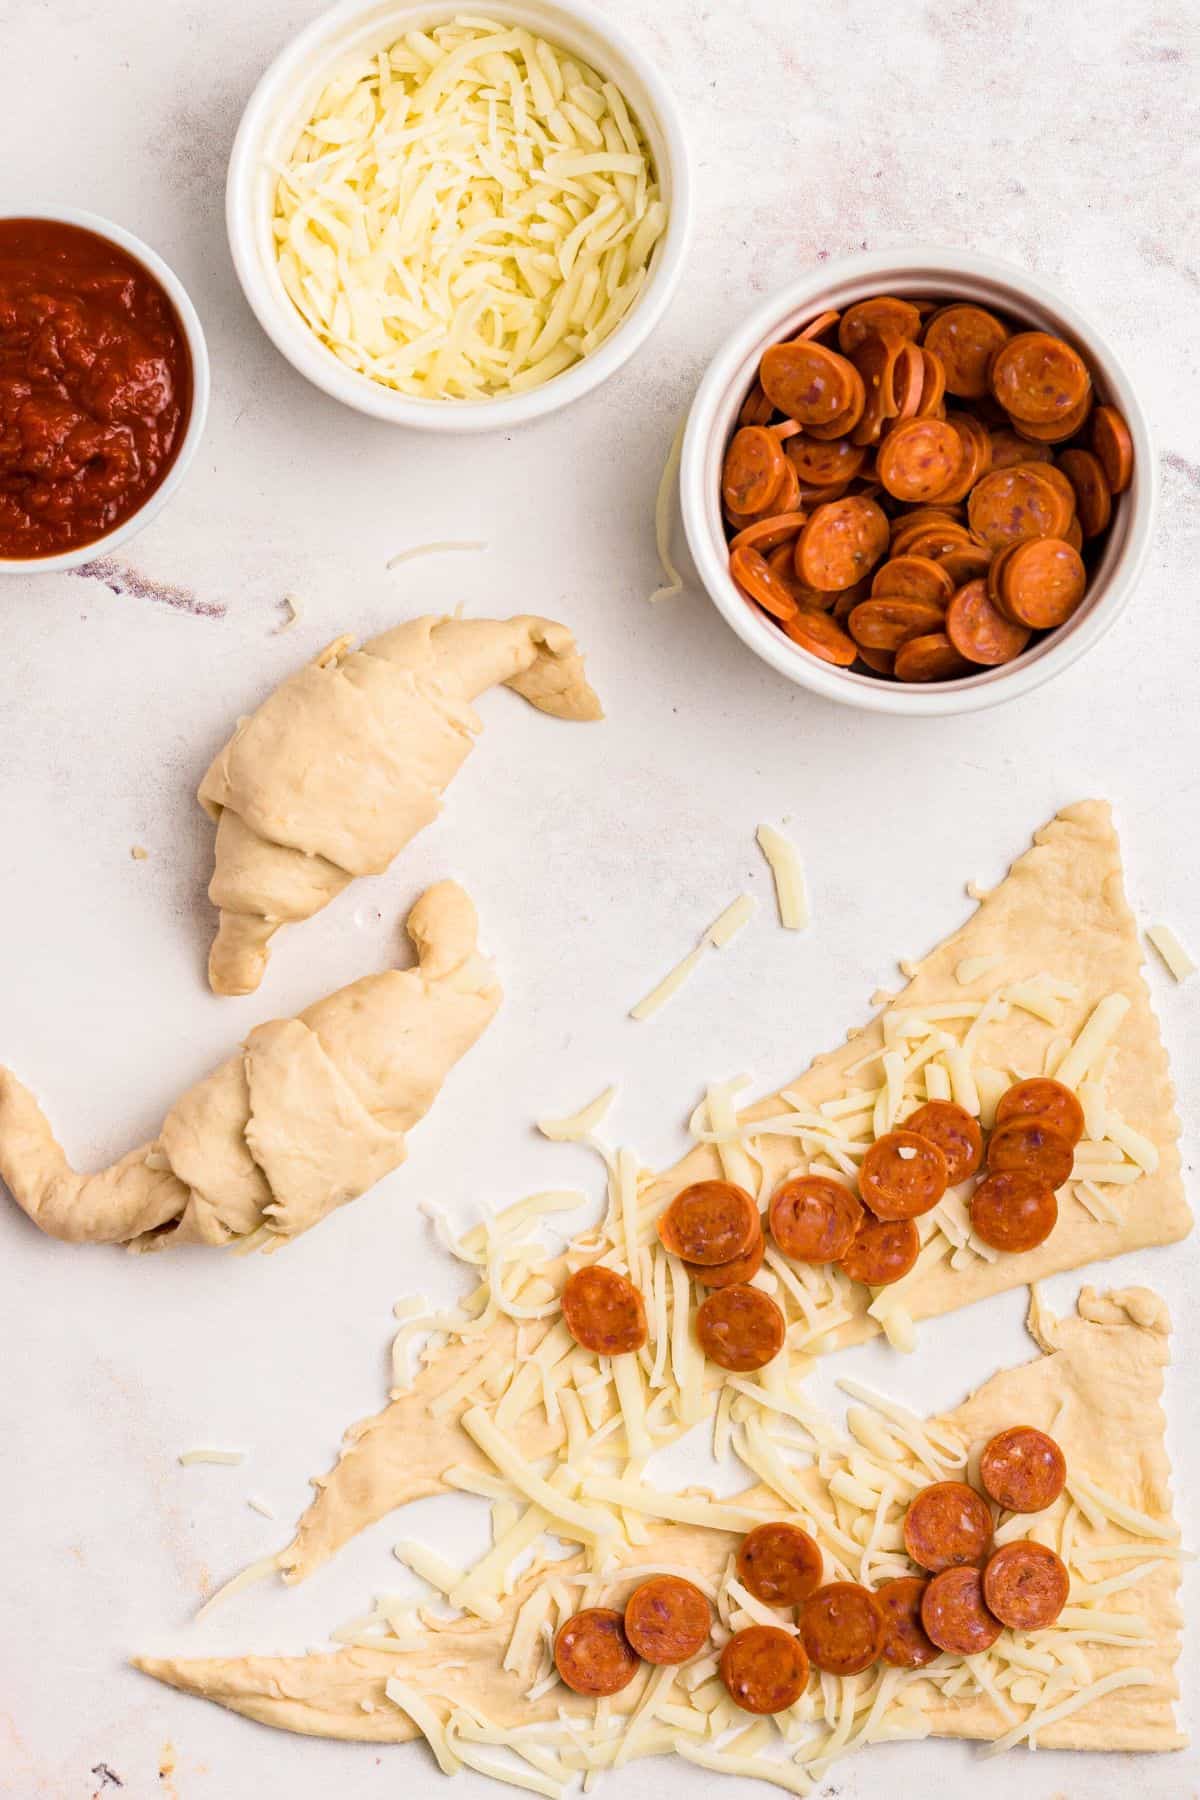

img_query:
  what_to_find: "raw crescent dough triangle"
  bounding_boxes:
[134,1285,1184,1759]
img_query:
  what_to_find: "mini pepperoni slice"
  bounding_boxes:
[738,1521,824,1606]
[923,304,1010,400]
[770,456,804,517]
[554,1608,640,1696]
[685,1225,765,1289]
[848,597,948,653]
[729,544,800,623]
[837,1213,919,1286]
[768,1174,863,1262]
[802,364,867,440]
[722,426,786,515]
[785,433,867,488]
[989,426,1053,469]
[876,417,962,503]
[855,643,896,677]
[849,329,905,446]
[1091,404,1134,493]
[838,296,923,354]
[739,381,774,428]
[859,1130,948,1218]
[624,1575,712,1665]
[991,331,1091,426]
[795,308,841,343]
[979,1425,1067,1513]
[719,1624,810,1714]
[994,1078,1084,1147]
[967,466,1064,550]
[657,1180,759,1266]
[969,1170,1058,1253]
[921,1565,1002,1656]
[916,346,947,417]
[696,1283,786,1372]
[760,340,858,427]
[561,1266,648,1356]
[795,496,890,591]
[986,1117,1075,1189]
[800,1582,885,1676]
[936,545,994,587]
[903,1099,984,1183]
[894,630,973,683]
[1057,447,1112,538]
[983,1541,1069,1631]
[870,553,954,605]
[903,1481,993,1572]
[892,340,925,418]
[876,1577,939,1668]
[728,512,808,556]
[1013,387,1092,443]
[925,410,993,505]
[781,608,859,667]
[945,577,1031,666]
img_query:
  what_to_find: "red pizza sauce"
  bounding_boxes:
[0,217,192,558]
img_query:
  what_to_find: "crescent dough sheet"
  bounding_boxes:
[135,1285,1185,1768]
[0,882,499,1250]
[200,614,601,995]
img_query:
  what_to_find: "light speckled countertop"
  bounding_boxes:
[1,1,1197,1796]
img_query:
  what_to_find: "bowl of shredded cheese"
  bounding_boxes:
[227,0,689,427]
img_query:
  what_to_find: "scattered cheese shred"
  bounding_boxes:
[648,418,685,603]
[178,1447,245,1466]
[194,1553,282,1621]
[630,896,755,1020]
[1146,922,1196,982]
[386,540,487,568]
[384,1677,461,1775]
[980,1665,1158,1756]
[537,1086,616,1142]
[273,23,667,400]
[757,824,809,930]
[461,1406,616,1546]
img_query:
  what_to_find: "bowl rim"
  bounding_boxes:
[680,247,1158,717]
[225,0,693,432]
[0,204,211,575]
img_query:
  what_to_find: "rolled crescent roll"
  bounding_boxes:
[200,613,601,994]
[0,882,499,1251]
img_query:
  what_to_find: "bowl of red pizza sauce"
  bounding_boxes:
[0,210,209,571]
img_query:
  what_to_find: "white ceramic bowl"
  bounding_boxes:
[226,0,692,431]
[681,249,1156,716]
[0,206,209,575]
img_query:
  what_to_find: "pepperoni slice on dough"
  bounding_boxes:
[969,1170,1058,1253]
[768,1174,863,1262]
[986,1118,1075,1189]
[859,1129,948,1219]
[737,1522,824,1607]
[800,1582,885,1676]
[837,1213,920,1286]
[719,1625,810,1714]
[995,1078,1084,1147]
[983,1541,1069,1631]
[979,1425,1067,1513]
[623,1575,712,1665]
[561,1265,648,1356]
[657,1181,759,1265]
[903,1099,984,1183]
[903,1481,993,1572]
[876,1576,940,1668]
[684,1225,765,1289]
[554,1608,640,1695]
[695,1283,786,1372]
[921,1565,1001,1656]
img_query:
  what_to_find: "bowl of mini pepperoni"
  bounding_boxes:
[680,250,1153,715]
